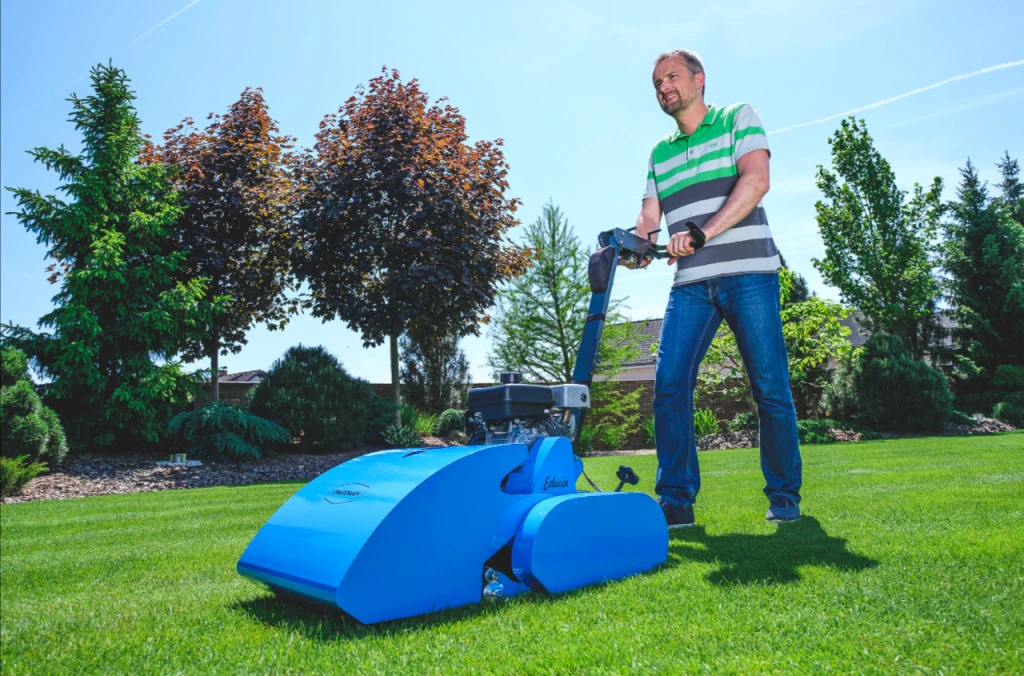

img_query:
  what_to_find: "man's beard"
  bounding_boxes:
[660,96,685,115]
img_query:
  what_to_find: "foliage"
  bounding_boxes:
[413,412,439,437]
[695,269,851,419]
[295,69,529,423]
[141,88,301,402]
[641,415,656,447]
[940,156,1024,413]
[488,202,643,442]
[2,346,30,387]
[488,202,594,383]
[2,63,225,451]
[435,409,466,437]
[795,419,852,444]
[728,411,759,432]
[822,351,861,423]
[992,400,1024,427]
[0,455,48,497]
[365,396,399,444]
[833,334,953,433]
[693,407,720,439]
[248,345,375,453]
[382,424,423,449]
[165,403,291,460]
[812,117,943,360]
[1,379,68,465]
[400,330,470,414]
[575,424,599,456]
[779,253,810,304]
[780,270,852,417]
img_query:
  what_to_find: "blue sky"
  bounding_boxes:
[2,0,1022,383]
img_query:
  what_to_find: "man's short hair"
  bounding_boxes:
[653,49,706,98]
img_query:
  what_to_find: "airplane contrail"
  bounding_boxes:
[16,0,205,120]
[770,59,1024,135]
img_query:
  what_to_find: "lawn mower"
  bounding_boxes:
[237,225,680,624]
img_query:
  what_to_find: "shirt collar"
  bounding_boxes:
[669,104,717,143]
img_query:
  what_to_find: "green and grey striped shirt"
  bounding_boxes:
[643,102,779,286]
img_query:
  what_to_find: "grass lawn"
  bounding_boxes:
[2,434,1022,675]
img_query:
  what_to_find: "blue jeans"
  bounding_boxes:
[653,272,801,508]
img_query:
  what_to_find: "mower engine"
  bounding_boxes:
[466,372,590,449]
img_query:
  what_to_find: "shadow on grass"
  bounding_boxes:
[231,585,567,641]
[669,516,879,585]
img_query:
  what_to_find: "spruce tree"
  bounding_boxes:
[942,157,1024,412]
[3,63,225,451]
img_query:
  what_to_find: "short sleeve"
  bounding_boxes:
[732,104,770,161]
[642,153,658,200]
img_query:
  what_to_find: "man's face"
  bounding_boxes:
[653,57,703,115]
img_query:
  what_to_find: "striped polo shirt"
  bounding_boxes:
[643,102,779,286]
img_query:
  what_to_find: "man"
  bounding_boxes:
[635,49,802,527]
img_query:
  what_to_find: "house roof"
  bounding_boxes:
[217,370,264,384]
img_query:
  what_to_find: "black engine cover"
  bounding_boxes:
[467,384,555,422]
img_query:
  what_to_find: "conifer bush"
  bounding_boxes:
[248,345,375,452]
[166,403,291,460]
[828,334,953,433]
[1,349,68,467]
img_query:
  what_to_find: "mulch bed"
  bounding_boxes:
[2,436,458,505]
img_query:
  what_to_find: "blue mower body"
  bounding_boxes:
[237,436,667,624]
[238,227,674,623]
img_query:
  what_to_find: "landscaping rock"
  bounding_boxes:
[447,430,470,445]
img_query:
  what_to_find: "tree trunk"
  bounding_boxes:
[210,340,220,404]
[391,331,402,427]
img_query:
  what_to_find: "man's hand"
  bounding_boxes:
[666,232,696,264]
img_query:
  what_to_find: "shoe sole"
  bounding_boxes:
[667,523,695,529]
[766,516,801,523]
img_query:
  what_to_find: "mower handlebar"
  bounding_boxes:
[598,222,702,269]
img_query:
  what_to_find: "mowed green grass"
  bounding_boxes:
[2,434,1022,675]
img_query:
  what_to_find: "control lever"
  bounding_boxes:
[614,465,640,492]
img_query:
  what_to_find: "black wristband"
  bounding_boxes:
[685,222,706,250]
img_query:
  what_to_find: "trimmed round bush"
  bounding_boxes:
[434,409,466,437]
[166,403,291,460]
[844,334,953,433]
[1,379,68,465]
[249,345,376,453]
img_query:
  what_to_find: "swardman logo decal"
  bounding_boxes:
[324,483,368,504]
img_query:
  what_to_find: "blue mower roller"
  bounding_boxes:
[237,225,676,624]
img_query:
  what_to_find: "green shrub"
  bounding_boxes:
[641,415,656,447]
[728,411,759,432]
[992,400,1024,427]
[249,345,376,453]
[435,409,466,437]
[1,346,30,388]
[694,407,720,439]
[796,419,840,444]
[823,352,860,422]
[365,396,399,443]
[575,424,599,456]
[992,364,1024,392]
[166,404,291,460]
[0,455,48,497]
[598,424,628,450]
[851,334,953,433]
[1,379,68,465]
[414,413,439,437]
[399,401,418,426]
[382,424,422,449]
[949,410,977,427]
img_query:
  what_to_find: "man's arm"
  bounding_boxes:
[634,197,662,267]
[666,149,770,263]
